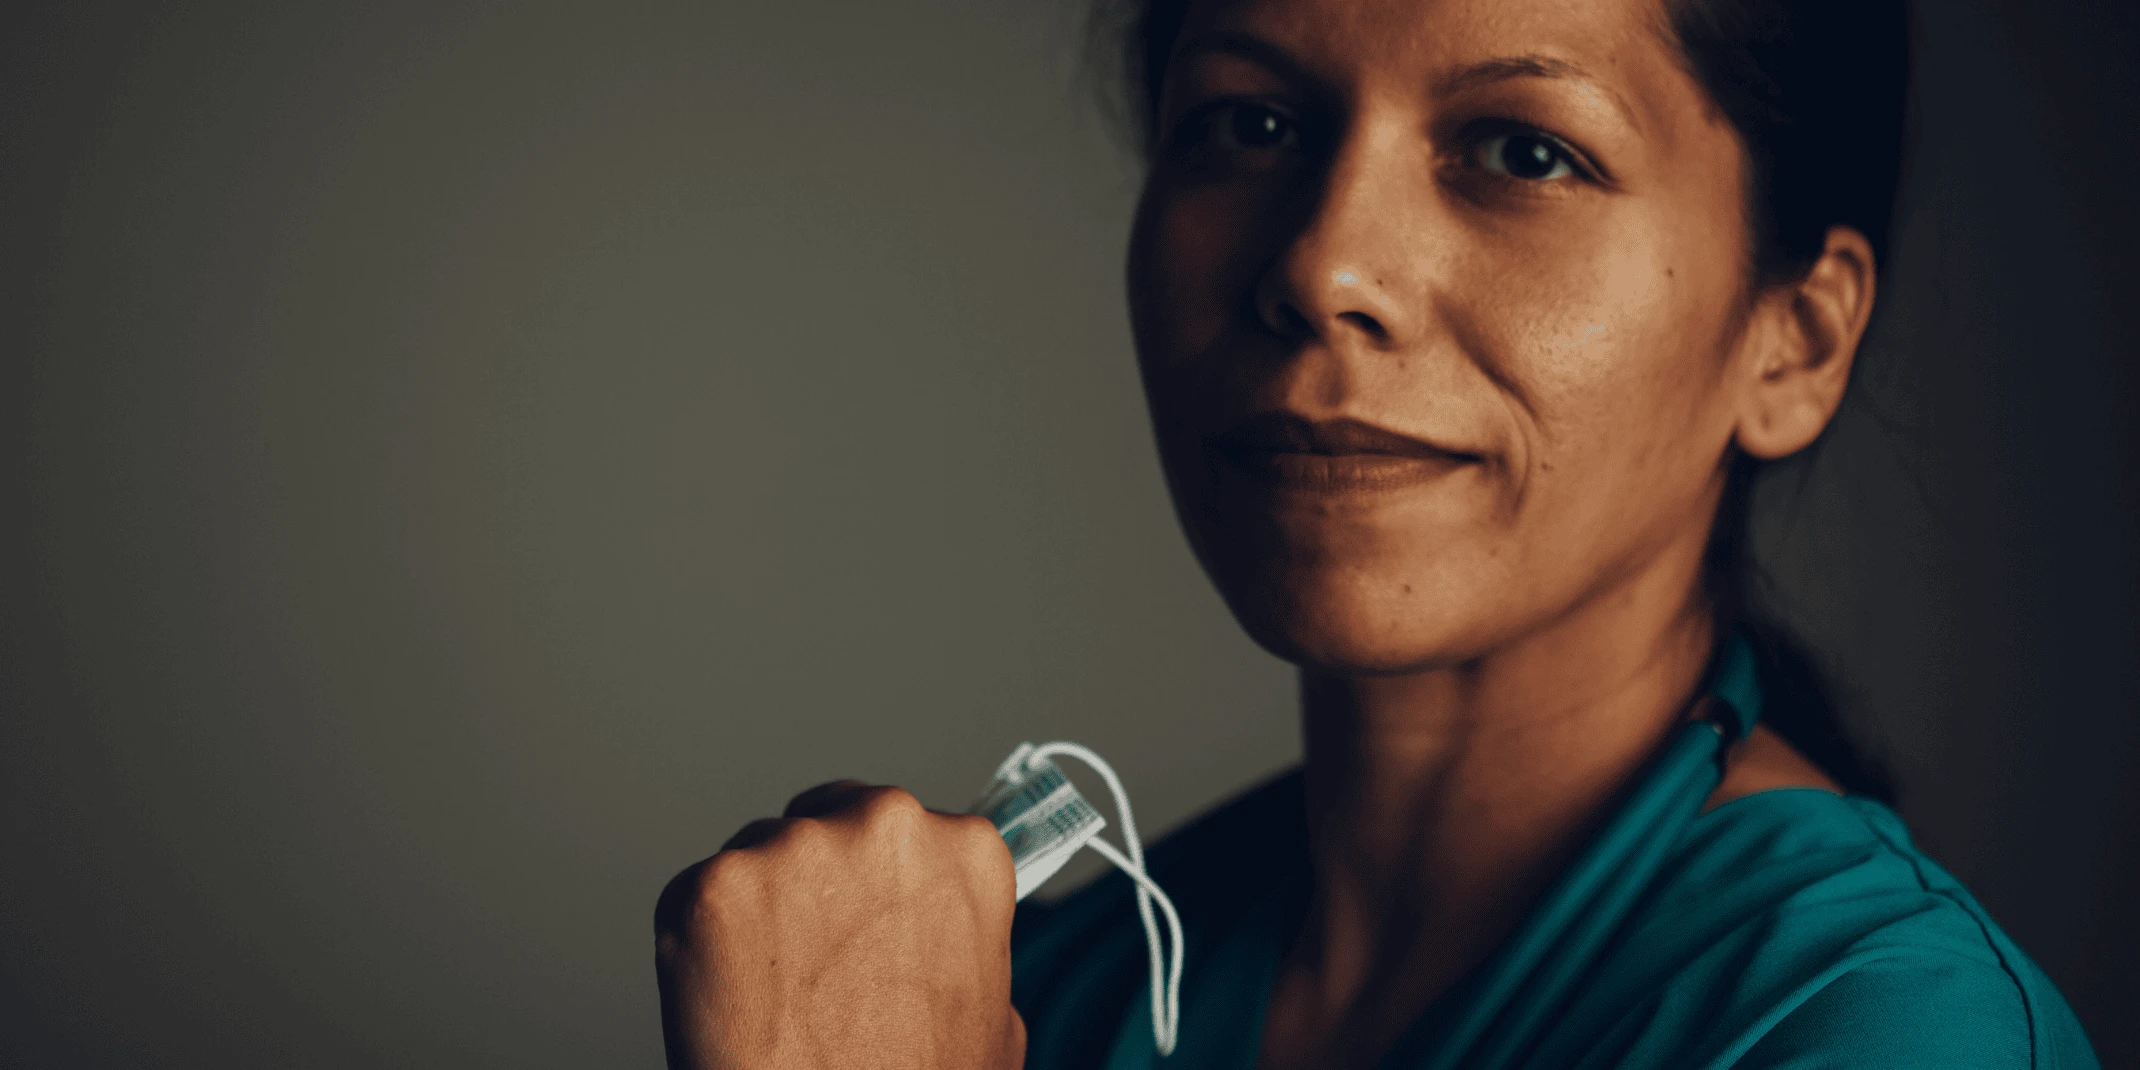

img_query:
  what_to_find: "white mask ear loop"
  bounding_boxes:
[1028,742,1184,1056]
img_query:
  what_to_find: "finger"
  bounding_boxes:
[782,779,874,819]
[719,817,788,852]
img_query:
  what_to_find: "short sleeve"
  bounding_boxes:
[1733,951,2035,1069]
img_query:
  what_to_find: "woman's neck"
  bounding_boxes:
[1264,566,1719,1069]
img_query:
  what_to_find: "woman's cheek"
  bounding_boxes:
[1525,321,1729,564]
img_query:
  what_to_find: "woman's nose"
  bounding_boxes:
[1251,143,1422,352]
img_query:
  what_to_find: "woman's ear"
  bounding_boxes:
[1732,226,1878,460]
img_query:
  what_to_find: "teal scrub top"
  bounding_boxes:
[1009,638,2100,1069]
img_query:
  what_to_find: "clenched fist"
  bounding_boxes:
[654,781,1026,1070]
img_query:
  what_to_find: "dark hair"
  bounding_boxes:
[1092,0,1911,800]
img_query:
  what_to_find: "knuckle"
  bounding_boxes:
[652,859,710,939]
[698,848,759,902]
[694,847,788,928]
[946,813,1016,897]
[856,785,924,822]
[655,846,766,942]
[951,811,1008,855]
[782,778,867,818]
[718,815,787,852]
[778,815,833,854]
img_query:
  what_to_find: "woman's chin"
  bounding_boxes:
[1227,585,1496,678]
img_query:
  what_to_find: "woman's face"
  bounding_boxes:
[1129,0,1771,674]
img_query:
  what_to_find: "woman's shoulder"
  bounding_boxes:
[1008,772,2100,1070]
[1584,788,2100,1069]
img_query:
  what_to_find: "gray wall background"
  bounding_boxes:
[2,2,2133,1067]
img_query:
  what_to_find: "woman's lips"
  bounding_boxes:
[1209,412,1478,494]
[1214,447,1471,493]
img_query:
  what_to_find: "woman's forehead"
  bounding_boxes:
[1174,0,1692,122]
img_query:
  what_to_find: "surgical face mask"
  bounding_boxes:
[972,742,1184,1056]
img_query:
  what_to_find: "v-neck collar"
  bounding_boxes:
[1098,634,1761,1070]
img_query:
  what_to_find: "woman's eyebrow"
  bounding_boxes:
[1434,55,1643,133]
[1168,31,1316,86]
[1170,36,1642,136]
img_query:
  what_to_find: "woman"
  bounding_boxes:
[653,0,2101,1065]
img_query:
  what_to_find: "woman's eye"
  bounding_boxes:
[1474,130,1577,182]
[1170,102,1302,160]
[1218,104,1295,150]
